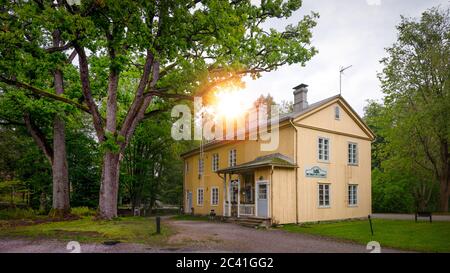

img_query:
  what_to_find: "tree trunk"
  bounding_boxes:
[39,192,47,214]
[439,177,449,212]
[47,30,70,218]
[98,152,121,219]
[50,114,70,217]
[438,140,449,212]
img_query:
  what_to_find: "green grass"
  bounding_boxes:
[282,219,450,253]
[0,216,172,245]
[171,214,210,221]
[70,206,96,217]
[0,208,40,220]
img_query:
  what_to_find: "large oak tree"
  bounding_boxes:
[0,0,318,219]
[378,7,450,211]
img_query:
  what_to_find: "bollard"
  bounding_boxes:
[156,216,161,234]
[368,215,374,236]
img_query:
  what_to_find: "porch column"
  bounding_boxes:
[237,178,240,218]
[222,174,226,217]
[227,174,231,217]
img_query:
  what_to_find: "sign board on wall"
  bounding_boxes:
[305,166,327,178]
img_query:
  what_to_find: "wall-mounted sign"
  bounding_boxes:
[305,166,327,178]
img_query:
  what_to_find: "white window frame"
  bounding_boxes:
[318,183,330,208]
[212,153,219,172]
[229,149,237,167]
[318,137,330,162]
[211,187,219,206]
[197,188,204,206]
[335,106,340,120]
[258,183,268,200]
[348,142,358,165]
[198,158,204,176]
[348,184,358,206]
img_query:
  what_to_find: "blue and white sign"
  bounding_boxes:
[305,166,327,178]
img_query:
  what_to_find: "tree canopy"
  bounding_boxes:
[0,0,318,218]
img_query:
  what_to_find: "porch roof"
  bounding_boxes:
[216,153,297,174]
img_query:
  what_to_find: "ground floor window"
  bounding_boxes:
[211,187,219,205]
[197,188,204,205]
[348,184,358,206]
[318,183,330,207]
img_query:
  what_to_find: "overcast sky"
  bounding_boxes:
[241,0,448,115]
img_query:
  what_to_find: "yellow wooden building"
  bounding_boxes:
[181,84,375,224]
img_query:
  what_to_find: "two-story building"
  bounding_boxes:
[181,84,375,224]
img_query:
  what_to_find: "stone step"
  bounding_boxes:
[235,217,269,228]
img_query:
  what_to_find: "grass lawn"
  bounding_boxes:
[282,219,450,252]
[0,216,172,245]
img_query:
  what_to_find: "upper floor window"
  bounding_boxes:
[229,149,237,167]
[185,161,189,173]
[335,106,340,120]
[318,137,330,161]
[198,158,204,176]
[318,183,330,207]
[348,142,358,165]
[212,153,219,172]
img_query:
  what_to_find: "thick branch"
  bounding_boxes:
[45,41,73,53]
[23,113,53,164]
[144,90,193,101]
[75,44,105,141]
[0,75,91,113]
[119,51,155,140]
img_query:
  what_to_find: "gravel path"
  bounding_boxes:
[166,220,406,253]
[0,219,407,253]
[371,213,450,221]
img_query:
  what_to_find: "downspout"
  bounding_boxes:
[270,165,274,221]
[289,118,299,224]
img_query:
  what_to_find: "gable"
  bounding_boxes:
[293,98,375,140]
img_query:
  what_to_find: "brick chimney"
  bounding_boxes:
[293,83,308,112]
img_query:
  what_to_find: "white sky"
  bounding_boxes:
[241,0,448,115]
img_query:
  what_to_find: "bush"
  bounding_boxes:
[70,206,96,217]
[0,208,37,220]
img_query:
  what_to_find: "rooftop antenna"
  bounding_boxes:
[339,65,352,95]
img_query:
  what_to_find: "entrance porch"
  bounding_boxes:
[216,153,297,220]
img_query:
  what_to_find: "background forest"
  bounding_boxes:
[0,3,448,216]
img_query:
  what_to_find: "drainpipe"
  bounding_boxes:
[270,165,274,222]
[289,118,299,224]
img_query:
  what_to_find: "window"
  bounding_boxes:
[348,184,357,206]
[318,184,330,207]
[229,149,237,167]
[211,187,219,206]
[197,188,204,205]
[348,142,358,165]
[198,158,204,176]
[258,184,267,200]
[185,161,189,173]
[212,153,219,172]
[335,106,340,120]
[318,137,330,161]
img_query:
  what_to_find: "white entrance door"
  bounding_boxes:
[256,181,269,218]
[186,191,193,213]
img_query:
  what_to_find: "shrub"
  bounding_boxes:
[71,206,96,217]
[0,208,37,220]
